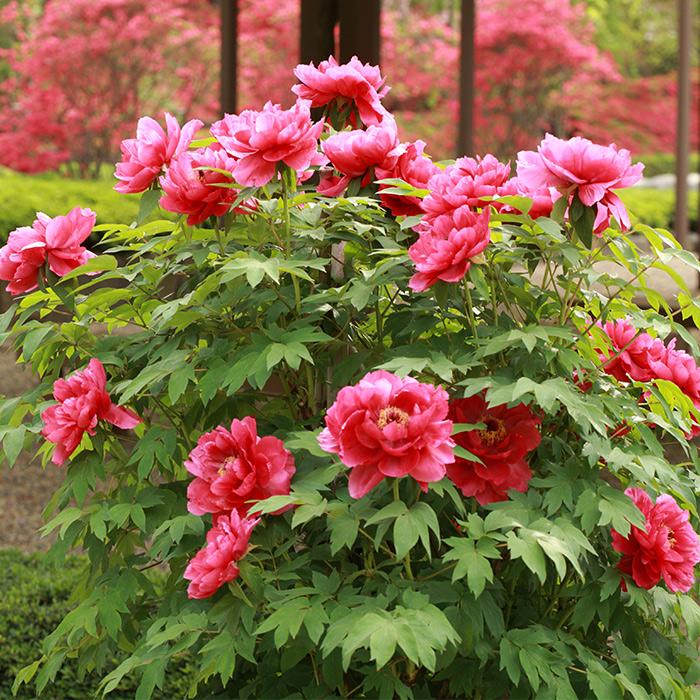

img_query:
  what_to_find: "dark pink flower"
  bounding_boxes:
[292,55,390,127]
[318,370,454,499]
[408,206,490,292]
[612,487,700,593]
[446,393,541,504]
[185,416,295,516]
[159,146,241,225]
[516,134,643,233]
[184,509,259,599]
[0,207,96,295]
[319,118,402,196]
[375,139,438,217]
[41,358,140,465]
[596,319,661,383]
[114,112,202,194]
[421,154,512,224]
[211,99,324,187]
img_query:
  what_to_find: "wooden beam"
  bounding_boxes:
[338,0,380,65]
[220,0,238,116]
[675,0,691,247]
[457,0,475,157]
[300,0,338,65]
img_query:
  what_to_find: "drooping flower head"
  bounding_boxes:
[114,113,203,194]
[375,139,439,217]
[211,99,324,187]
[612,487,700,593]
[319,118,403,196]
[318,370,455,499]
[41,358,141,465]
[184,509,259,599]
[0,207,96,295]
[408,206,490,293]
[516,134,643,233]
[185,416,295,516]
[446,392,541,505]
[159,145,242,225]
[292,55,390,127]
[421,154,512,225]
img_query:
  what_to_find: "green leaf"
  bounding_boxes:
[137,189,161,224]
[393,511,419,559]
[506,530,547,584]
[369,621,398,669]
[3,425,26,467]
[59,254,118,281]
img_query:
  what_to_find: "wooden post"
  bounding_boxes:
[220,0,238,117]
[457,0,475,157]
[338,0,381,64]
[675,0,691,247]
[300,0,338,64]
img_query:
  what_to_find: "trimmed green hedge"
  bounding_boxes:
[0,549,194,699]
[637,152,699,178]
[0,168,139,240]
[620,187,699,232]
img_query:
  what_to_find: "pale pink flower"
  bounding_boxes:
[612,487,700,592]
[114,113,203,194]
[516,134,643,233]
[408,206,490,292]
[319,118,403,196]
[159,146,241,225]
[318,370,454,498]
[0,207,96,295]
[184,509,259,599]
[185,416,295,516]
[292,55,390,127]
[211,99,324,187]
[41,358,141,465]
[375,140,438,217]
[421,154,512,224]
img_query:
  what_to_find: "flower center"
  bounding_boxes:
[667,528,676,548]
[478,417,506,446]
[377,406,410,429]
[218,455,237,477]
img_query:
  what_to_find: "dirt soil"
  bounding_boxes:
[0,346,63,551]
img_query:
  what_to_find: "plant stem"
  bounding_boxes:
[463,278,478,337]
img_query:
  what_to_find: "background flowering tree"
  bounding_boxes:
[2,0,695,172]
[1,57,699,699]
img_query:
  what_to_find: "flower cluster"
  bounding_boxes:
[3,55,698,616]
[183,417,295,599]
[598,319,700,431]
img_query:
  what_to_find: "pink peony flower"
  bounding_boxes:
[647,339,700,402]
[446,392,541,505]
[292,55,390,127]
[114,112,203,194]
[159,146,241,225]
[596,319,661,384]
[502,177,560,219]
[375,139,438,217]
[421,154,512,225]
[41,358,140,465]
[612,487,700,592]
[184,509,259,599]
[318,370,454,499]
[211,99,324,187]
[0,207,96,295]
[408,206,490,292]
[516,134,643,233]
[318,118,403,196]
[185,416,295,516]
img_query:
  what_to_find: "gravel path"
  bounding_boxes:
[0,347,63,552]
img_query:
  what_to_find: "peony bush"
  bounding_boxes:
[1,57,700,699]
